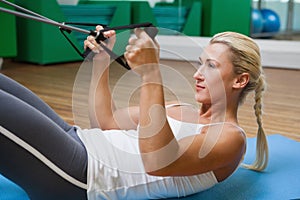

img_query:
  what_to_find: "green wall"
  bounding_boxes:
[0,0,17,57]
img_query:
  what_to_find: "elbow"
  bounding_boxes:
[146,170,161,176]
[89,116,118,130]
[144,164,164,176]
[145,166,172,176]
[141,156,161,176]
[140,139,179,176]
[98,120,118,130]
[144,165,171,177]
[141,155,173,177]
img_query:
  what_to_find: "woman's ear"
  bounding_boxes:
[233,73,249,89]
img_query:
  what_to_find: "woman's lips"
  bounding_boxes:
[195,84,205,91]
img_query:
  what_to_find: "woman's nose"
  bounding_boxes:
[193,67,205,80]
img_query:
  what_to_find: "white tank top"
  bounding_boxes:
[76,104,220,199]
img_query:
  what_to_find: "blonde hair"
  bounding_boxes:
[210,32,268,171]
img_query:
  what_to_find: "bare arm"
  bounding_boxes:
[124,28,181,172]
[85,27,139,130]
[145,125,246,177]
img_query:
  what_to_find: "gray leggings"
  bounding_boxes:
[0,73,87,200]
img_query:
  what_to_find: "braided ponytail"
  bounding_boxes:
[210,32,269,171]
[243,75,269,171]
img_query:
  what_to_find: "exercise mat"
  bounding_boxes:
[0,134,299,199]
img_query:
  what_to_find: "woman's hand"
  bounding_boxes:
[83,25,116,60]
[124,28,160,77]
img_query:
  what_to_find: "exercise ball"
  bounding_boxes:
[251,9,263,34]
[261,9,281,33]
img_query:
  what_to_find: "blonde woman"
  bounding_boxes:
[0,27,268,199]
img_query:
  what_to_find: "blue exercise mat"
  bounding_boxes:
[172,134,300,200]
[0,175,29,200]
[1,134,299,199]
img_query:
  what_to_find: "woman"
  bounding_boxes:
[0,27,268,200]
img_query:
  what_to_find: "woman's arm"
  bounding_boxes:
[85,27,139,130]
[125,28,180,172]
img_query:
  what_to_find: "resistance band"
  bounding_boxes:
[60,22,158,70]
[0,0,158,70]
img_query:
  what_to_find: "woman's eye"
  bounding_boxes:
[208,63,215,68]
[197,61,203,68]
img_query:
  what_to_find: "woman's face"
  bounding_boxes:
[193,43,236,105]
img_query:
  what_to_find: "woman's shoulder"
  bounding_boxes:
[198,122,246,160]
[207,123,246,181]
[221,122,246,142]
[201,122,246,139]
[213,122,247,158]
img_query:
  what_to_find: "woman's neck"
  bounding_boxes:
[199,101,239,124]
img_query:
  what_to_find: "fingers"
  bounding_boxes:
[84,35,100,53]
[134,28,150,39]
[84,25,116,54]
[95,25,103,32]
[124,36,141,61]
[96,25,116,41]
[125,28,158,56]
[103,30,116,38]
[125,28,152,53]
[124,28,160,73]
[125,38,138,53]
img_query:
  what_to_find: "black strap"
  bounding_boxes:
[60,22,158,70]
[60,28,83,57]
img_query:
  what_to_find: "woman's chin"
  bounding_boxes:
[194,94,210,104]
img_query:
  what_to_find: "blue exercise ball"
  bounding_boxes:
[261,8,281,33]
[251,8,263,34]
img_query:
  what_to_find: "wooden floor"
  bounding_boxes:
[1,58,299,141]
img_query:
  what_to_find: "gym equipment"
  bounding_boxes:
[251,8,264,34]
[0,0,158,69]
[261,8,281,33]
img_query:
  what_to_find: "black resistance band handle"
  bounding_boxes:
[82,24,158,68]
[82,30,105,59]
